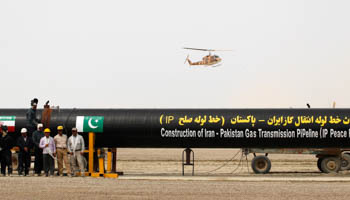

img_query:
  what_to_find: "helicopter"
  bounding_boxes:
[183,47,233,67]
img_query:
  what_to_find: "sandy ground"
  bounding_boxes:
[2,177,350,200]
[1,148,350,200]
[116,148,321,175]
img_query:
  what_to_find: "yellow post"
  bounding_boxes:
[89,132,95,174]
[107,149,112,172]
[87,132,118,178]
[98,149,104,174]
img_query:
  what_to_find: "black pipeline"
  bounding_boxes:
[1,108,350,148]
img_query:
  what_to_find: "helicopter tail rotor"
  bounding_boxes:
[184,54,190,64]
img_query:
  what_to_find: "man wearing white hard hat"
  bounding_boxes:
[17,128,34,176]
[32,123,44,176]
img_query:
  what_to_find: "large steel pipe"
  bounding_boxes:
[1,108,350,148]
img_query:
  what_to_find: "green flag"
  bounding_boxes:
[76,116,104,133]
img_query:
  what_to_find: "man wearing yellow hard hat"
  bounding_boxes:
[39,128,56,177]
[54,126,71,177]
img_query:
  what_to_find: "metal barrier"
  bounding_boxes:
[182,148,194,176]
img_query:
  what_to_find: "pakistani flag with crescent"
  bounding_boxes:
[76,116,104,133]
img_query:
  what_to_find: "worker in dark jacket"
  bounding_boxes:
[0,124,2,162]
[0,125,13,176]
[26,98,40,136]
[0,125,2,172]
[17,128,34,176]
[32,123,44,176]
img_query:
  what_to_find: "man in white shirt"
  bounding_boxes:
[39,128,56,177]
[67,127,85,177]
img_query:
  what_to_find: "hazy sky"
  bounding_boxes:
[1,0,350,108]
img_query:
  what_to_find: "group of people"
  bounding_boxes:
[0,123,86,177]
[0,124,86,177]
[0,98,86,177]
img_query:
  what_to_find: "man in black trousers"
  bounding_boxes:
[0,125,13,176]
[26,98,40,136]
[17,128,34,176]
[32,124,44,176]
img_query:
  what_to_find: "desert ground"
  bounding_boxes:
[1,149,350,200]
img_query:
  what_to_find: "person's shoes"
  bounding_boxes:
[19,174,24,177]
[59,174,63,177]
[67,174,72,177]
[8,174,12,177]
[34,174,38,177]
[45,174,49,177]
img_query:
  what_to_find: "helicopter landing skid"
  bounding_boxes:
[211,64,222,68]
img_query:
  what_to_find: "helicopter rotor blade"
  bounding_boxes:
[212,50,234,52]
[183,47,233,52]
[183,47,215,51]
